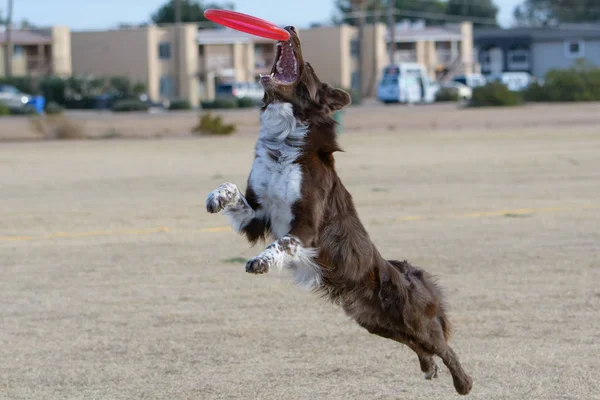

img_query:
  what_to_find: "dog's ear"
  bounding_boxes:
[321,84,352,112]
[301,62,322,102]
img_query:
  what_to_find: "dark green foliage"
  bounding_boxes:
[470,82,523,107]
[168,99,192,110]
[524,62,600,102]
[192,112,236,135]
[435,87,460,102]
[236,97,256,108]
[201,98,238,109]
[45,102,64,115]
[112,99,150,112]
[514,0,600,27]
[446,0,498,26]
[0,75,147,110]
[151,0,234,26]
[0,103,10,116]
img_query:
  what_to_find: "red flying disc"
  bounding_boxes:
[204,9,290,41]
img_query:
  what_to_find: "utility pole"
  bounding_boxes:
[351,0,367,99]
[387,0,396,65]
[3,0,14,77]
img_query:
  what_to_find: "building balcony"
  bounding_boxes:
[199,55,234,74]
[392,50,417,63]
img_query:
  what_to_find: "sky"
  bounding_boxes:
[1,0,523,30]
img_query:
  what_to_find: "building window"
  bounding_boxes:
[159,42,172,59]
[507,48,530,71]
[13,45,23,57]
[159,76,175,98]
[564,40,585,58]
[350,39,359,58]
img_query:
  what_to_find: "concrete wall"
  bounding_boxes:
[460,22,474,75]
[177,24,200,107]
[532,40,600,77]
[361,23,387,96]
[71,28,151,83]
[71,24,199,106]
[301,25,357,89]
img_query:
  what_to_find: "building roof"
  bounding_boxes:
[475,27,600,42]
[0,30,53,45]
[386,21,463,43]
[196,28,273,45]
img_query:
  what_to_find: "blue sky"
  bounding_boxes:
[2,0,522,30]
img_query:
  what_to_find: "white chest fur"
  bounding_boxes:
[249,103,307,240]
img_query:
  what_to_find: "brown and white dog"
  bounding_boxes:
[206,26,472,395]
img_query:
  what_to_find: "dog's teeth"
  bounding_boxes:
[270,73,274,78]
[259,74,265,78]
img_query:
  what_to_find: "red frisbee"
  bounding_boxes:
[204,9,290,41]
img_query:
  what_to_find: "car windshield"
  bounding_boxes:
[0,85,20,94]
[381,76,399,86]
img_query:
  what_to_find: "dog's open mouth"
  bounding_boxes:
[260,40,298,86]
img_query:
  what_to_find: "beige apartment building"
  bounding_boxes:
[196,21,474,99]
[71,24,200,107]
[63,20,474,105]
[0,27,72,77]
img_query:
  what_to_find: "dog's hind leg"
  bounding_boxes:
[407,341,439,379]
[357,323,439,380]
[422,326,472,395]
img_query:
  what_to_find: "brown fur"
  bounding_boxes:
[236,27,471,395]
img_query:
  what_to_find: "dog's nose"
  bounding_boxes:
[285,26,297,34]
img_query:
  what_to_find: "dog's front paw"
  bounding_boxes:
[246,256,270,274]
[206,182,238,213]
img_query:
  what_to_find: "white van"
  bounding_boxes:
[377,63,436,104]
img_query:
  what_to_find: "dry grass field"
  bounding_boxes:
[1,105,599,399]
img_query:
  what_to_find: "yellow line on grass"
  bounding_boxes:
[2,204,598,242]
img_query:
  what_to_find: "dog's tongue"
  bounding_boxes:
[275,43,297,83]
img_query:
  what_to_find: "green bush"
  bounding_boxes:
[0,103,10,116]
[529,65,600,102]
[10,106,36,115]
[469,82,523,107]
[112,99,149,112]
[236,97,256,108]
[168,99,192,110]
[192,112,236,135]
[435,87,460,102]
[201,98,238,109]
[45,102,64,115]
[523,81,548,102]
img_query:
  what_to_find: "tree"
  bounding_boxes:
[151,0,234,27]
[513,0,600,27]
[447,0,498,27]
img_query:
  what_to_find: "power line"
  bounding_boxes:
[343,8,499,26]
